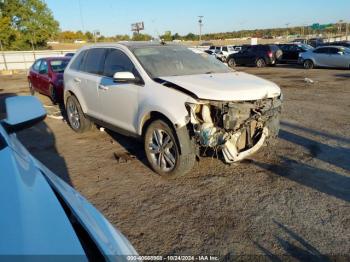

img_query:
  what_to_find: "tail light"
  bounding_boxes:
[267,51,273,58]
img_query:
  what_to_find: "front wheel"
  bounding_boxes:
[66,95,92,133]
[303,60,314,69]
[144,120,195,177]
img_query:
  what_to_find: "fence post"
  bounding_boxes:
[0,40,8,70]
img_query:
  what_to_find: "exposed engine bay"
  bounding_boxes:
[186,97,282,163]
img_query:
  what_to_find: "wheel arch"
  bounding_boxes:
[64,90,88,114]
[140,111,195,156]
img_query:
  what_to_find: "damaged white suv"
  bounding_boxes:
[64,42,282,177]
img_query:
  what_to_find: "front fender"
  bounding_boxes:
[137,104,189,135]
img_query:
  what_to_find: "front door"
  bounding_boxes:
[37,60,50,95]
[98,48,141,134]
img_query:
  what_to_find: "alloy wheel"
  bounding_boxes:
[148,129,177,172]
[67,98,80,130]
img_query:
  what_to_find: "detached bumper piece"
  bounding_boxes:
[222,127,268,163]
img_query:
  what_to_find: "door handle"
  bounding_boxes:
[74,78,81,83]
[98,84,109,90]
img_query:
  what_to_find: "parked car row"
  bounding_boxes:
[207,42,350,70]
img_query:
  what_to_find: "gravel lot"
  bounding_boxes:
[1,65,349,261]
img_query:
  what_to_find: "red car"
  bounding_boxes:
[28,57,70,103]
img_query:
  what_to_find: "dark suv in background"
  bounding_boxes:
[226,44,283,68]
[278,43,313,64]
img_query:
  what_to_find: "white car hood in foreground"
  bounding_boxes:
[160,72,281,101]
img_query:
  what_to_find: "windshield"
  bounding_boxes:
[50,60,69,73]
[132,46,231,78]
[341,47,350,54]
[299,44,314,50]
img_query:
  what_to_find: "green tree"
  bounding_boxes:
[132,33,152,41]
[85,31,94,41]
[161,31,172,41]
[0,0,59,50]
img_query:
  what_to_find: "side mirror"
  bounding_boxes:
[113,71,136,83]
[2,96,46,133]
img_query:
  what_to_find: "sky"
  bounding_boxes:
[45,0,350,37]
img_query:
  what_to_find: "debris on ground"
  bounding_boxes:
[44,105,64,120]
[100,127,105,132]
[304,77,314,84]
[113,151,136,164]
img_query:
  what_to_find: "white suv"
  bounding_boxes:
[64,42,282,177]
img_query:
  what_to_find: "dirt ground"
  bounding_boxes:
[1,65,349,261]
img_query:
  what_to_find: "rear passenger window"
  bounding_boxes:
[328,48,339,54]
[103,49,136,77]
[314,48,328,54]
[70,50,87,71]
[82,48,106,75]
[222,47,228,52]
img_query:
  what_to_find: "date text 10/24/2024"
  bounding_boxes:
[127,255,219,261]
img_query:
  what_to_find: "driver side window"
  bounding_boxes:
[103,49,136,78]
[32,59,42,72]
[39,60,48,74]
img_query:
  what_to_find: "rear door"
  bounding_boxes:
[98,48,141,133]
[79,48,107,119]
[328,47,348,68]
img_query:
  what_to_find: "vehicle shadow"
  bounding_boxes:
[279,129,350,172]
[334,73,350,78]
[0,92,72,186]
[105,129,150,168]
[281,121,350,144]
[254,220,331,262]
[16,122,73,186]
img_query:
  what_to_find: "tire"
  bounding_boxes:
[49,84,58,104]
[256,58,266,68]
[144,119,195,177]
[28,80,35,95]
[303,60,314,69]
[66,95,92,133]
[227,57,236,68]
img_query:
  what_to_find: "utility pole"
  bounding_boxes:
[346,22,349,41]
[285,23,290,39]
[0,40,8,70]
[198,16,203,43]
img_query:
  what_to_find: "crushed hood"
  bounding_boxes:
[159,72,281,101]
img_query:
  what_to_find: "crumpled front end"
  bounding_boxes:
[186,97,282,163]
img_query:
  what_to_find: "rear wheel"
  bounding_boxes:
[303,59,314,69]
[49,84,58,104]
[144,119,195,177]
[66,95,92,133]
[227,57,236,68]
[256,58,266,68]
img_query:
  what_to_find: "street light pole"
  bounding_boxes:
[198,16,203,43]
